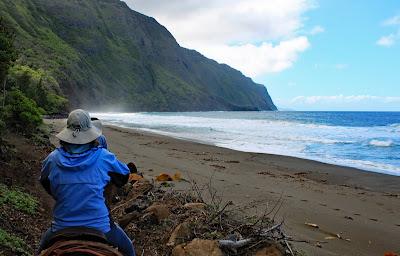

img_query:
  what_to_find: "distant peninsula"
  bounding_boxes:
[0,0,276,111]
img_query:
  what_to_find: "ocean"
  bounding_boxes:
[93,111,400,176]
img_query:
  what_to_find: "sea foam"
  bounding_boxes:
[369,139,393,147]
[93,111,400,176]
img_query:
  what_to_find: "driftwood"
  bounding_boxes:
[219,238,254,249]
[219,220,286,252]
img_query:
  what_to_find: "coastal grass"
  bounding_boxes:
[0,183,38,214]
[0,228,31,255]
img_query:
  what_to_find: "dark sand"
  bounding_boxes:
[46,119,400,256]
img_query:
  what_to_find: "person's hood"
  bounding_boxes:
[55,147,102,171]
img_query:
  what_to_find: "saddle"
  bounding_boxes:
[39,227,123,256]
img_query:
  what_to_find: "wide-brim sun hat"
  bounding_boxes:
[91,117,103,131]
[56,109,102,144]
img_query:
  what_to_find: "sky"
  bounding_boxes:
[124,0,400,111]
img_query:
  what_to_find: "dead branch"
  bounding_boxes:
[208,200,233,223]
[260,220,284,237]
[284,239,294,256]
[218,238,254,249]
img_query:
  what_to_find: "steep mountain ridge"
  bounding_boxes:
[0,0,277,111]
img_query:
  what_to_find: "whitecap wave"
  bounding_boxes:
[93,112,400,176]
[369,139,393,147]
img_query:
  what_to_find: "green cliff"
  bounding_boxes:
[0,0,277,111]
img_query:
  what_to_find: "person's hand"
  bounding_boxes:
[127,162,137,174]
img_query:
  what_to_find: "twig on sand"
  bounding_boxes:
[209,200,233,223]
[285,238,294,256]
[260,220,284,236]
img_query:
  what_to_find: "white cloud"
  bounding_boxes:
[124,0,315,77]
[291,95,400,104]
[377,15,400,47]
[383,15,400,26]
[199,37,310,77]
[376,34,396,47]
[309,25,325,35]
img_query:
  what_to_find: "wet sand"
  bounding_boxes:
[46,119,400,256]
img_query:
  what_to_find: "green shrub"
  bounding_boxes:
[45,92,68,114]
[0,184,38,214]
[0,228,31,255]
[0,17,17,84]
[7,65,68,114]
[3,89,43,133]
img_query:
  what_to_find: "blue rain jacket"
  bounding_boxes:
[97,135,108,149]
[41,146,129,233]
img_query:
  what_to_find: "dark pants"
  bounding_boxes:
[38,223,135,256]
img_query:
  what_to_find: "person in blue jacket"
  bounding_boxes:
[38,109,135,256]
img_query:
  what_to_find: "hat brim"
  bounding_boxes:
[56,126,102,144]
[92,119,103,131]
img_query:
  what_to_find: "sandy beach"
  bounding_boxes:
[46,119,400,256]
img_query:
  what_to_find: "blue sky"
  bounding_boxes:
[264,0,400,110]
[127,0,400,110]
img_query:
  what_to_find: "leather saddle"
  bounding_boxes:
[43,227,109,250]
[39,227,122,256]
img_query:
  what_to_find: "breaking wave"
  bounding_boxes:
[369,139,393,147]
[93,111,400,176]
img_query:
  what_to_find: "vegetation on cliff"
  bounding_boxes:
[0,0,276,111]
[0,17,67,139]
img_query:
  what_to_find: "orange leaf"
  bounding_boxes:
[155,173,173,182]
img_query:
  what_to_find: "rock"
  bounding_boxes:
[125,199,150,213]
[167,222,192,246]
[126,180,153,199]
[255,245,283,256]
[172,244,186,256]
[144,203,170,222]
[118,211,141,228]
[141,212,159,225]
[172,239,223,256]
[183,203,206,210]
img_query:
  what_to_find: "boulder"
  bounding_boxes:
[118,211,141,228]
[255,245,283,256]
[167,222,192,246]
[125,199,150,213]
[143,203,170,222]
[172,239,223,256]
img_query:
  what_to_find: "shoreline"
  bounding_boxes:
[106,122,400,185]
[46,119,400,256]
[96,115,399,177]
[108,124,400,193]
